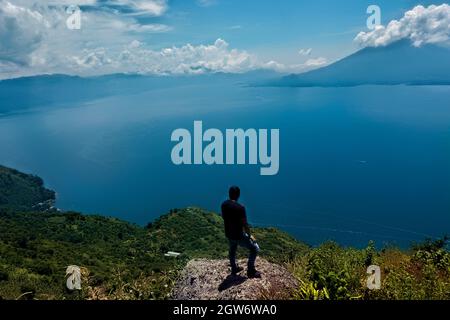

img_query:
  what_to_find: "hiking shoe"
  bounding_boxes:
[247,269,262,278]
[231,266,244,275]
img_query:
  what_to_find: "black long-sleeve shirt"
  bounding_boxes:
[221,200,248,240]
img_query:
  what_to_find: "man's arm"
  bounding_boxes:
[242,207,251,235]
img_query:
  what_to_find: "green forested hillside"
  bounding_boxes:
[0,206,306,300]
[0,166,449,300]
[0,166,55,211]
[147,207,309,261]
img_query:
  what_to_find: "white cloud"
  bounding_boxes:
[0,0,177,78]
[228,25,242,30]
[298,48,312,56]
[125,23,172,33]
[47,0,97,5]
[13,0,167,15]
[114,38,258,75]
[72,47,114,69]
[197,0,217,7]
[304,57,327,67]
[0,0,323,79]
[262,60,285,71]
[128,39,142,48]
[355,4,450,47]
[0,0,49,65]
[262,57,328,73]
[107,0,168,16]
[130,0,168,16]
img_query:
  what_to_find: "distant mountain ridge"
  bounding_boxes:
[274,40,450,87]
[0,70,280,116]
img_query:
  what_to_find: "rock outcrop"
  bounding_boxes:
[172,258,298,300]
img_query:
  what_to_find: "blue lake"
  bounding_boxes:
[1,76,449,247]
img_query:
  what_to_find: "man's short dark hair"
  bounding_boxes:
[229,186,240,200]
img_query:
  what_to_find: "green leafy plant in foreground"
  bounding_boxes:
[293,280,330,300]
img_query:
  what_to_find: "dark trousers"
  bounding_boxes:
[228,233,260,272]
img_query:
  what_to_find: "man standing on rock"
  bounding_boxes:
[221,186,261,278]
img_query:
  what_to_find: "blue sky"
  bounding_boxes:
[153,0,406,58]
[0,0,449,79]
[99,0,445,60]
